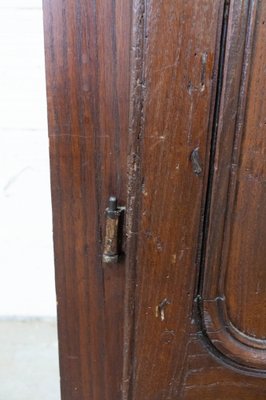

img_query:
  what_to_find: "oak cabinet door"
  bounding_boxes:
[43,0,266,399]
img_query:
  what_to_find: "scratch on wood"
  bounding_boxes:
[156,298,171,321]
[200,51,208,91]
[187,51,208,94]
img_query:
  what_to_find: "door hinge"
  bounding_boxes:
[102,196,125,264]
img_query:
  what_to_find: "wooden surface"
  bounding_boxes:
[202,0,266,371]
[225,0,266,338]
[43,0,266,399]
[127,1,224,398]
[43,0,131,398]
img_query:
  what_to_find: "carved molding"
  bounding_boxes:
[200,0,266,372]
[202,298,266,371]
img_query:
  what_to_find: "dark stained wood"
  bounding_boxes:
[181,336,266,400]
[43,0,131,399]
[201,0,266,371]
[225,0,266,338]
[126,1,225,399]
[43,0,266,399]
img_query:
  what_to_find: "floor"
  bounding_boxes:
[0,320,60,400]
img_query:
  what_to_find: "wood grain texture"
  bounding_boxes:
[225,0,266,339]
[127,1,225,398]
[43,0,131,399]
[181,331,266,400]
[43,0,266,398]
[201,0,266,371]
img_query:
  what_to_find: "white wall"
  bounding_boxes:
[0,0,56,317]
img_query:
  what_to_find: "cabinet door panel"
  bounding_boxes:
[43,1,131,399]
[124,1,224,398]
[202,0,266,371]
[43,0,266,399]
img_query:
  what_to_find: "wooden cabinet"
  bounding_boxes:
[43,0,266,398]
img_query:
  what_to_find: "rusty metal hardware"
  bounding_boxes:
[102,196,124,263]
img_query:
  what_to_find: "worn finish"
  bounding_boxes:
[102,196,124,264]
[201,0,266,372]
[128,1,224,399]
[43,0,266,399]
[225,0,266,339]
[43,0,131,399]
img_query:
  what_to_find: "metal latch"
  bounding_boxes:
[102,196,125,263]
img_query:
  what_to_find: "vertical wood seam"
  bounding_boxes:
[122,1,146,399]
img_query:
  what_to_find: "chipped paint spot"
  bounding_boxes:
[156,298,171,321]
[156,237,164,252]
[200,51,208,92]
[171,254,177,264]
